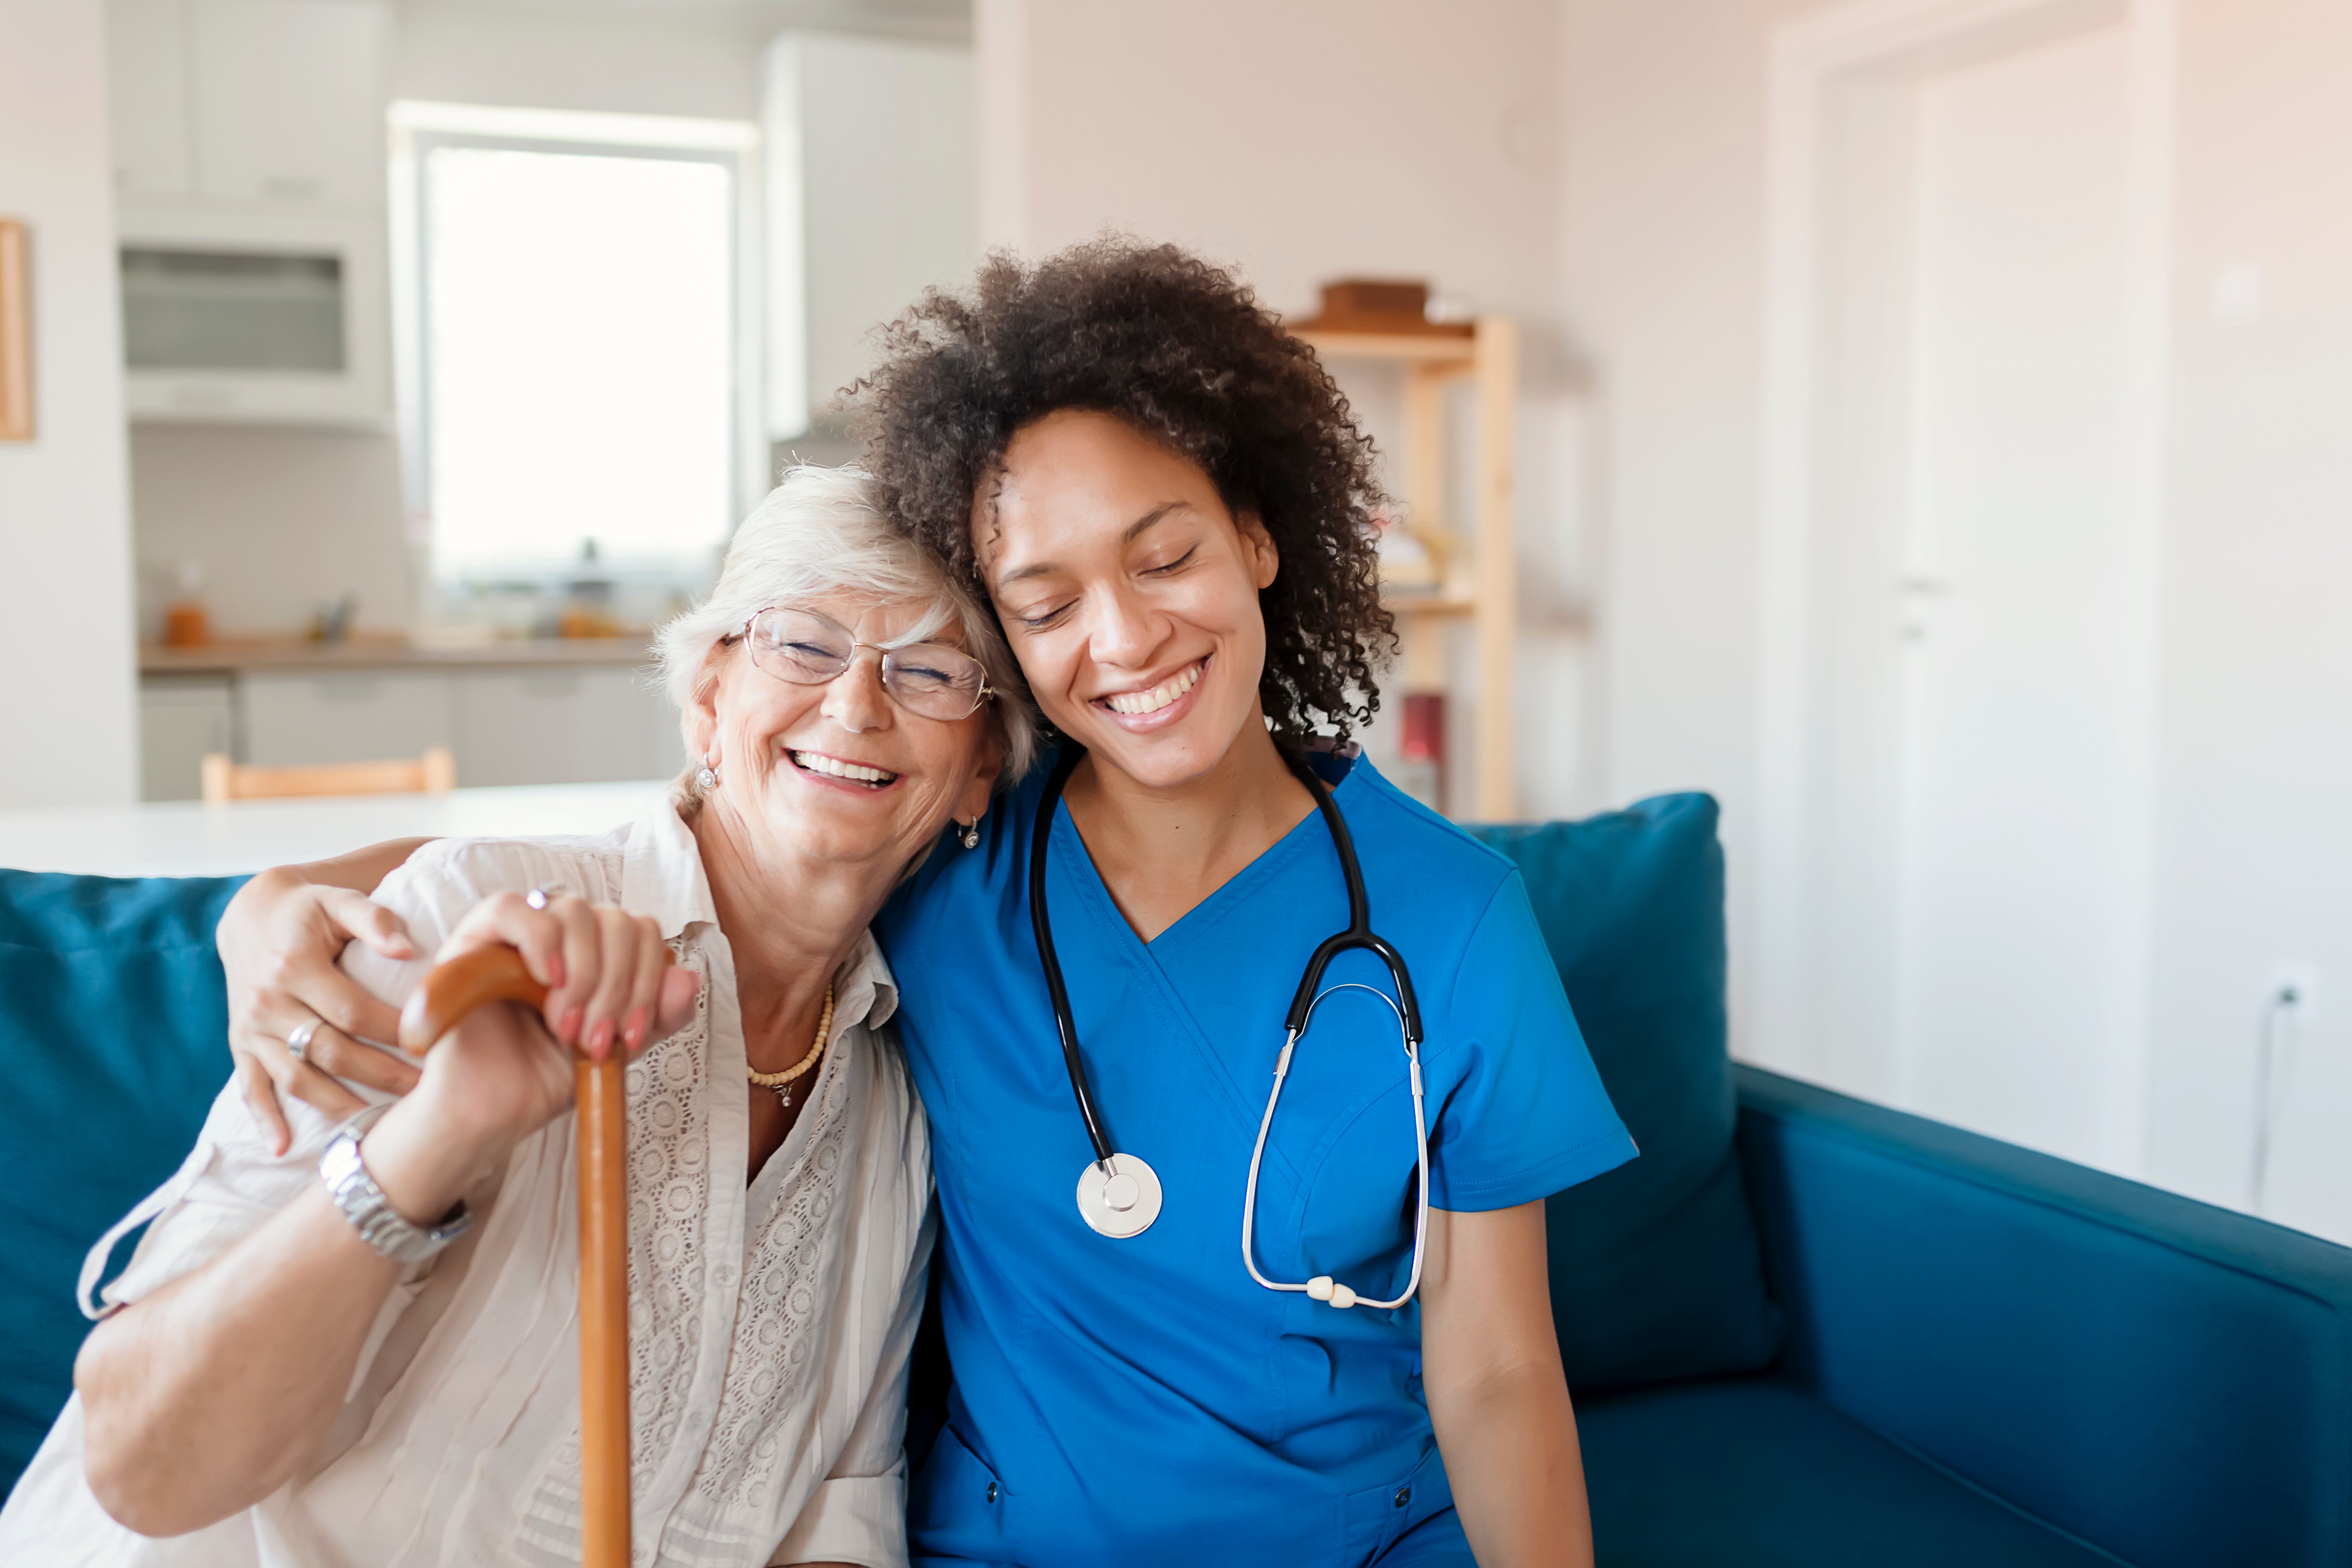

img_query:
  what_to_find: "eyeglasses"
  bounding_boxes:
[734,606,994,721]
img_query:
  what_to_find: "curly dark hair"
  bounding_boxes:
[848,237,1395,743]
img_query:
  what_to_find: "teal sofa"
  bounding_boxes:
[5,795,2349,1565]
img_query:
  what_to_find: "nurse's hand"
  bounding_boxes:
[222,843,433,1153]
[1419,1200,1595,1568]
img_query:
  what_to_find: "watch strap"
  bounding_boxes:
[320,1104,471,1265]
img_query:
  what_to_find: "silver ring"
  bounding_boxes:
[286,1018,322,1065]
[525,887,551,911]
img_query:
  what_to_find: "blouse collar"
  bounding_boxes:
[622,795,900,1031]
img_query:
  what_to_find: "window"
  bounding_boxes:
[391,103,759,583]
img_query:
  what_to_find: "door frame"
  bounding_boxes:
[1750,0,2174,1172]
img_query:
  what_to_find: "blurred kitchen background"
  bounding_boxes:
[2,0,2347,1242]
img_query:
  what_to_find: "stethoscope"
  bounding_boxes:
[1029,746,1432,1311]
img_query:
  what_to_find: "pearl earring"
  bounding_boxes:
[960,819,979,850]
[697,753,720,790]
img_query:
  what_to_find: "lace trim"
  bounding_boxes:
[514,914,859,1564]
[694,1036,852,1509]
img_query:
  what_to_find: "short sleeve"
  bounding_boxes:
[1424,870,1637,1211]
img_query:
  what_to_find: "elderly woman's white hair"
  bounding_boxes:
[655,465,1038,807]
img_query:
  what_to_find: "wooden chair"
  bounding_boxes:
[200,747,457,804]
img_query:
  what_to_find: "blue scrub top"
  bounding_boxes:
[874,750,1634,1567]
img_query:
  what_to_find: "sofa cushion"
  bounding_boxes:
[1578,1376,2118,1566]
[0,870,247,1498]
[1472,795,1781,1391]
[1737,1063,2352,1568]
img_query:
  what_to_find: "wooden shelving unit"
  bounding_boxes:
[1295,318,1517,819]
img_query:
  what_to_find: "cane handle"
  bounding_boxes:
[397,945,551,1054]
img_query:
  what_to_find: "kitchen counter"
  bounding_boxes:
[141,634,658,675]
[0,780,671,877]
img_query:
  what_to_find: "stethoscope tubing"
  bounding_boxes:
[1031,746,1118,1170]
[1241,981,1432,1312]
[1031,742,1430,1307]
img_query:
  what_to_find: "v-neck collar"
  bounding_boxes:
[1049,764,1351,952]
[1038,767,1359,1178]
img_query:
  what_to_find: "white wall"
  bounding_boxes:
[0,0,140,808]
[767,32,977,434]
[1551,0,2352,1240]
[2142,0,2352,1239]
[974,0,1605,819]
[130,423,411,635]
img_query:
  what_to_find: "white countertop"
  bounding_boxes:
[0,781,671,879]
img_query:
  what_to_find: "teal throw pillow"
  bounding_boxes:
[1472,794,1782,1390]
[0,870,247,1498]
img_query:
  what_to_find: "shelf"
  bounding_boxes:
[1303,312,1519,818]
[1382,591,1478,617]
[1292,328,1476,367]
[141,634,657,675]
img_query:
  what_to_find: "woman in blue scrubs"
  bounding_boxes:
[213,240,1634,1566]
[855,240,1635,1566]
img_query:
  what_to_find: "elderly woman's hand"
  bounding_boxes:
[436,890,704,1066]
[360,896,702,1219]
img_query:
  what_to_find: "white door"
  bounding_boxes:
[1892,25,2153,1169]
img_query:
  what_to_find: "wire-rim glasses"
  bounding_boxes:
[734,606,994,722]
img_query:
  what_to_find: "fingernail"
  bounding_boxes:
[622,1008,648,1049]
[585,1017,614,1058]
[559,1006,585,1046]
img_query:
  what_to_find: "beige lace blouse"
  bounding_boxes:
[0,799,934,1568]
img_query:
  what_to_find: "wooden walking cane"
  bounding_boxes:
[398,943,657,1568]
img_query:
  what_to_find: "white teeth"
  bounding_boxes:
[790,750,897,785]
[1104,661,1203,717]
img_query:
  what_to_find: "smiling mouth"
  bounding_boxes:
[788,750,900,788]
[1097,658,1205,717]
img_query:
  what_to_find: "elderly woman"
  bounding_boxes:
[0,466,1032,1568]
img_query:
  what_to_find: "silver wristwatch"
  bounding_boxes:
[319,1104,472,1264]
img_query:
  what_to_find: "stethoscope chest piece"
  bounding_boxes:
[1076,1152,1163,1239]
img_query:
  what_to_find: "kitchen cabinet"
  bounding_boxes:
[154,655,683,795]
[242,671,455,768]
[107,0,392,426]
[453,670,683,789]
[191,0,388,209]
[105,0,194,202]
[106,0,388,213]
[119,205,392,427]
[139,674,235,801]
